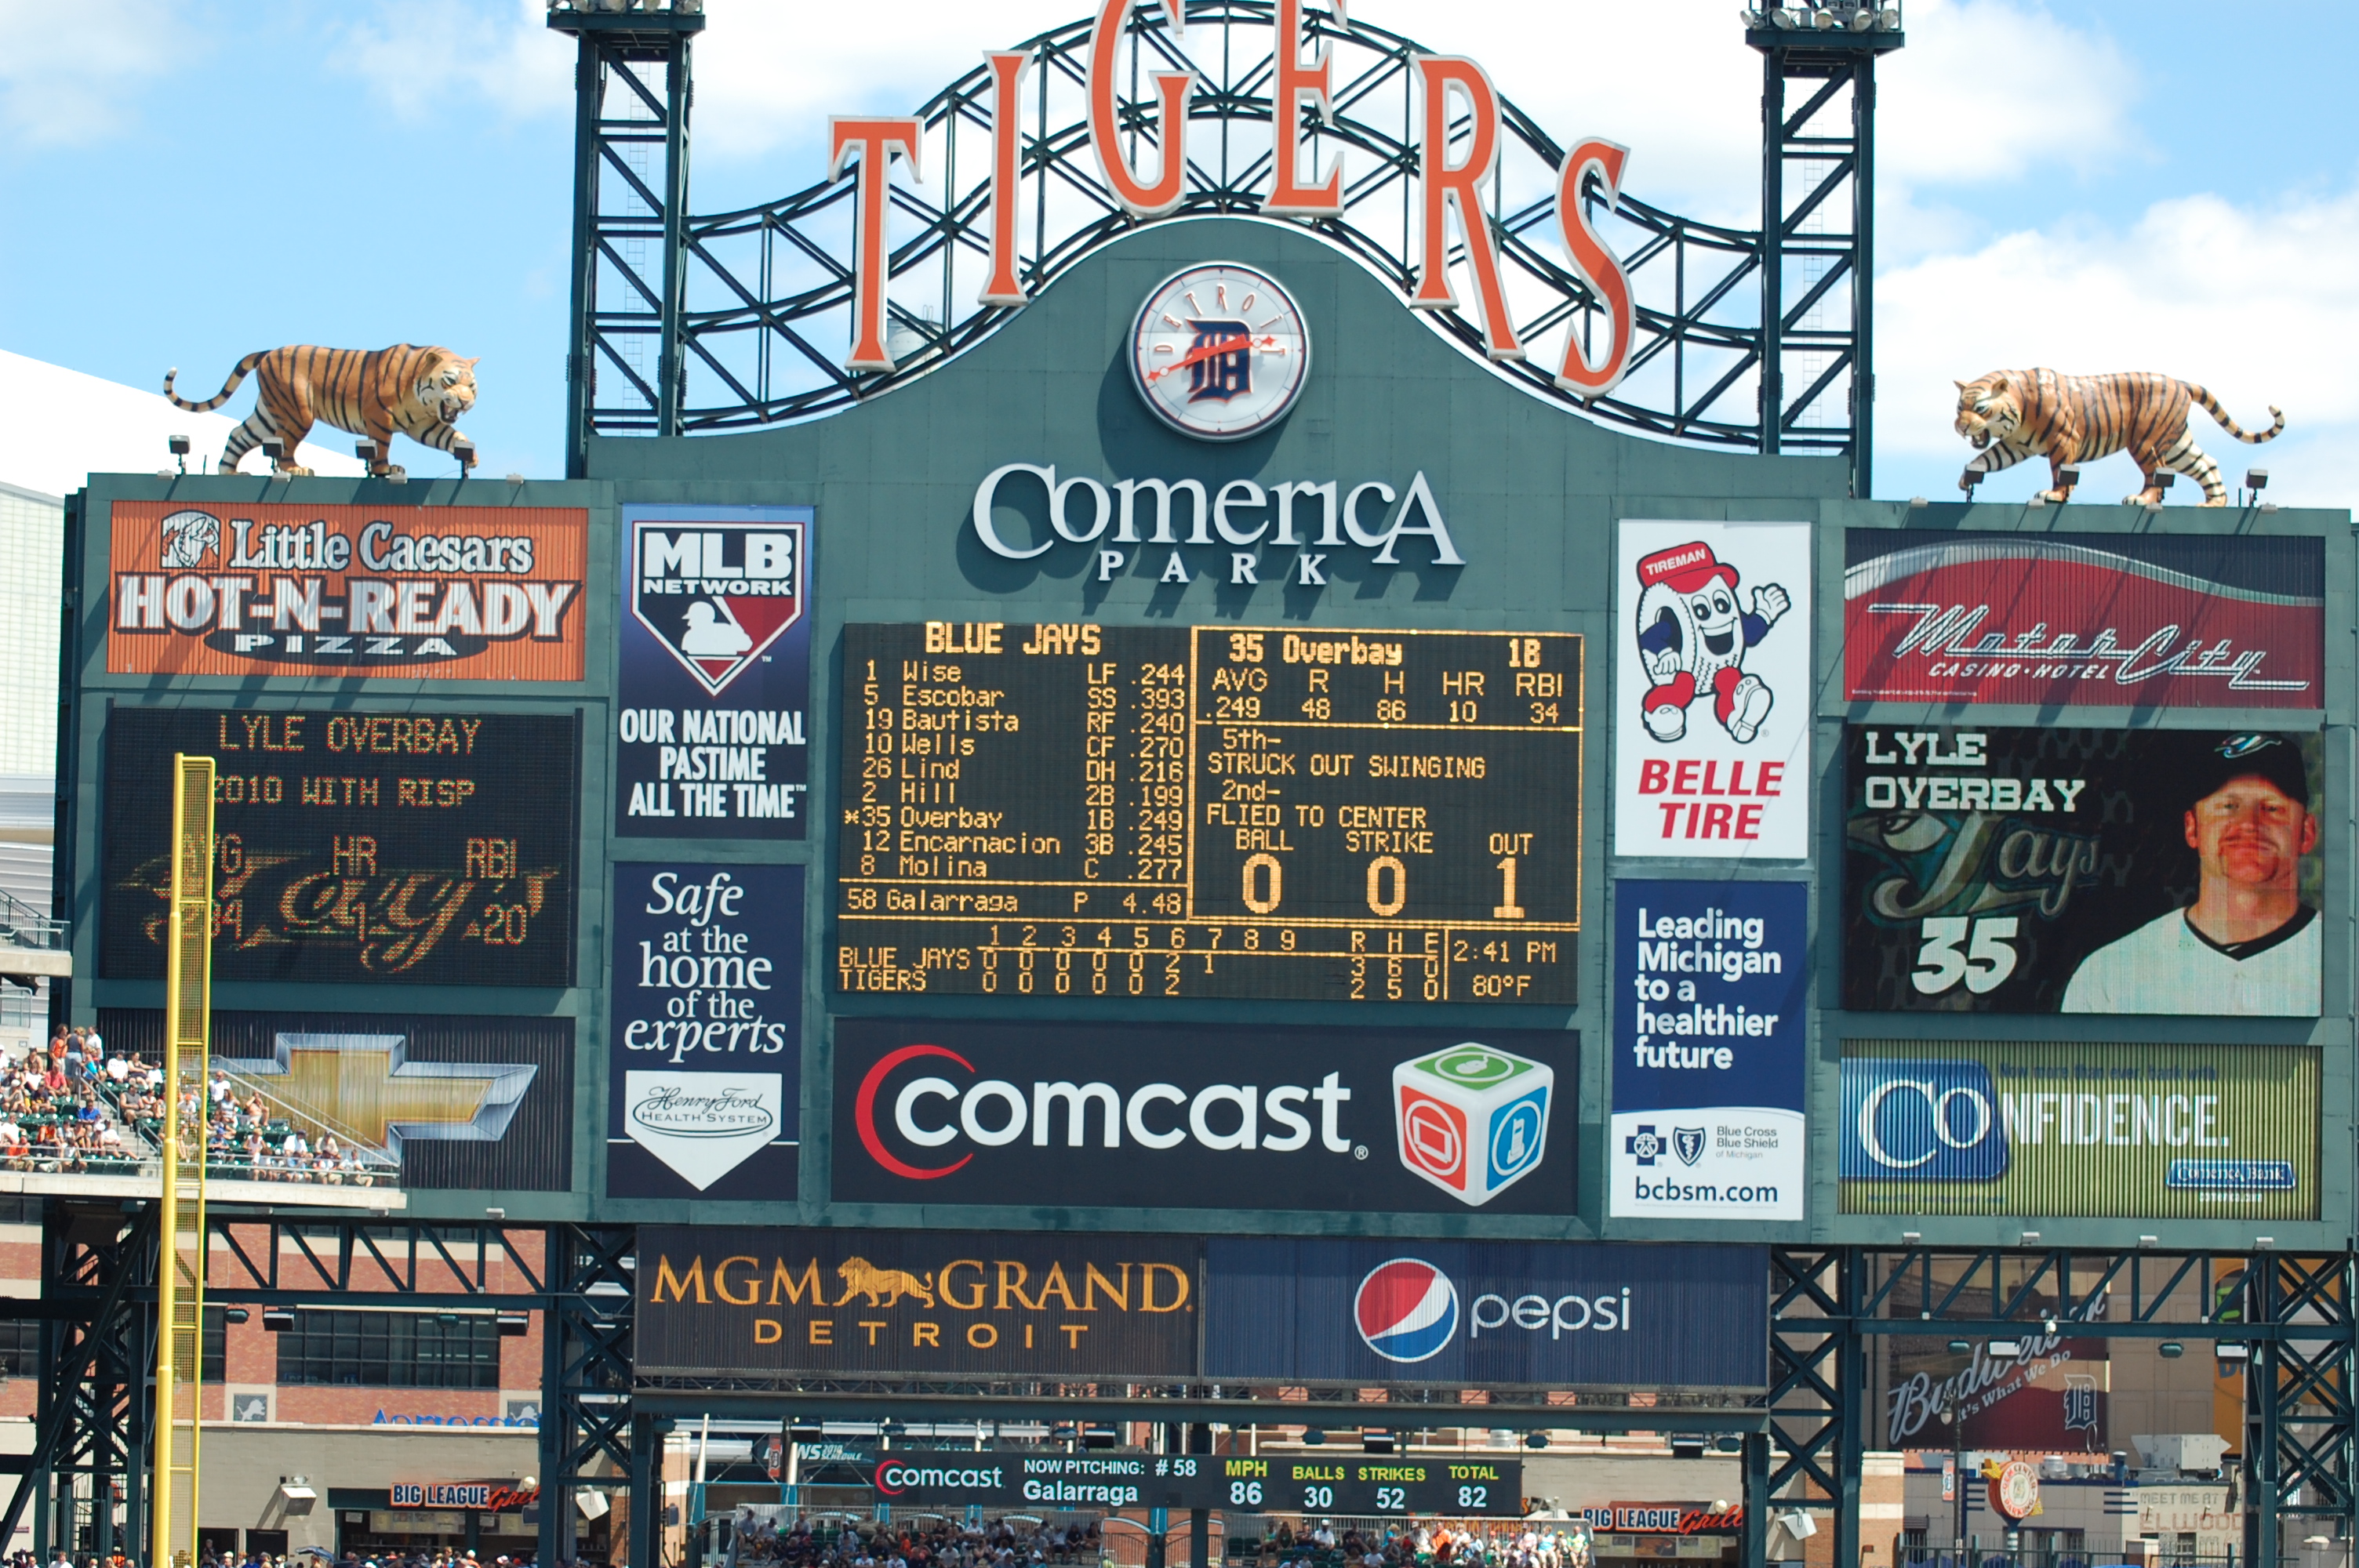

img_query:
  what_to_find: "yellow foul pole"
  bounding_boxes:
[154,753,214,1568]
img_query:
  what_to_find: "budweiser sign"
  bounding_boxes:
[1844,532,2322,708]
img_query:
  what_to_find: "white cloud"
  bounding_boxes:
[1881,0,2142,189]
[332,0,571,125]
[0,0,192,147]
[0,349,362,499]
[1877,184,2359,507]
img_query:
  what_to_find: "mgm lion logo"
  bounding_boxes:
[158,509,221,568]
[835,1257,934,1308]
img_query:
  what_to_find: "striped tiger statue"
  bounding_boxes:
[1954,368,2282,506]
[164,344,480,477]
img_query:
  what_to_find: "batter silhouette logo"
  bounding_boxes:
[631,517,806,695]
[1393,1044,1553,1207]
[1354,1258,1459,1363]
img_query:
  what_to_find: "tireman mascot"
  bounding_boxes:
[1633,541,1790,743]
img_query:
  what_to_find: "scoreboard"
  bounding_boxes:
[101,706,581,987]
[836,622,1582,1003]
[869,1450,1524,1516]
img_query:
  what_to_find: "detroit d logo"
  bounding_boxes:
[631,519,805,696]
[1187,320,1252,404]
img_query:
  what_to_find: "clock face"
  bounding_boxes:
[1129,263,1310,441]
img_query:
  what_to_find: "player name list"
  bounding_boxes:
[837,623,1581,1003]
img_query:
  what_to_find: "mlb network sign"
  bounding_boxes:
[832,1019,1574,1217]
[1201,1239,1768,1389]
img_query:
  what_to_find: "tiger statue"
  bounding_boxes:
[1954,368,2281,506]
[164,344,480,477]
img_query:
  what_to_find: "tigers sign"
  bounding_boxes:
[106,500,589,680]
[634,1226,1201,1379]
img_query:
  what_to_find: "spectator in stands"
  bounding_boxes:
[282,1126,311,1178]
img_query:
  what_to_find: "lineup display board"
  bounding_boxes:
[837,622,1582,1003]
[1844,725,2323,1014]
[100,706,582,986]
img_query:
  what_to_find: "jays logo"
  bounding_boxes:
[630,519,806,696]
[1354,1258,1459,1363]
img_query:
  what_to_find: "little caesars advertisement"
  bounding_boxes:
[1610,880,1805,1221]
[608,863,805,1200]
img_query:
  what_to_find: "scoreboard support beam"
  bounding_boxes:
[548,8,705,476]
[540,1224,642,1568]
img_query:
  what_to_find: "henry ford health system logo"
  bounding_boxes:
[1634,540,1791,745]
[854,1041,1550,1209]
[631,517,805,695]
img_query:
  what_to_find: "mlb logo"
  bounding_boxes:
[1393,1044,1553,1207]
[630,518,806,696]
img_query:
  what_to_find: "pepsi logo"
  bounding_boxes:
[1354,1258,1459,1363]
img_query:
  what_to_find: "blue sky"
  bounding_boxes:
[2,0,2352,506]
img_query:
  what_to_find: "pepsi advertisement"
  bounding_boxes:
[1609,880,1806,1222]
[1845,725,2323,1015]
[1201,1239,1768,1388]
[607,862,804,1201]
[616,503,812,838]
[830,1019,1576,1216]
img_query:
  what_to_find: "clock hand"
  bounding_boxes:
[1143,333,1279,385]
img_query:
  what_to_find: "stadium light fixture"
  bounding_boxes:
[497,1312,530,1338]
[2058,466,2081,488]
[1878,6,1902,26]
[1361,1431,1395,1455]
[1083,1425,1118,1450]
[1848,7,1874,28]
[2245,468,2268,491]
[168,434,191,474]
[2255,1236,2275,1250]
[263,1308,296,1333]
[1908,497,1928,509]
[261,437,286,465]
[224,1307,249,1325]
[1947,1341,1971,1356]
[1670,1438,1707,1459]
[1302,1428,1326,1446]
[1902,1231,1921,1244]
[2019,1231,2041,1245]
[356,440,380,465]
[453,439,478,472]
[1986,1341,2023,1360]
[2159,1343,2185,1359]
[1523,1432,1548,1450]
[2139,1235,2158,1249]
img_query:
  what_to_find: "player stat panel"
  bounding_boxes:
[836,623,1582,1003]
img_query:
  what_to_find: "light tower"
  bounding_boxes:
[1746,2,1905,500]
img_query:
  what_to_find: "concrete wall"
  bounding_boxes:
[196,1425,540,1553]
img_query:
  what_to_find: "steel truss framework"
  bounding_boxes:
[554,2,1899,497]
[20,1214,2349,1565]
[1766,1246,2355,1566]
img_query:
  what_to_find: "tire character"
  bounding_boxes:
[1634,541,1790,743]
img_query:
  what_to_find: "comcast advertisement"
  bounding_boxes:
[1839,1040,2320,1220]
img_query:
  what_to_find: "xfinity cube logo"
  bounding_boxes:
[1394,1044,1553,1207]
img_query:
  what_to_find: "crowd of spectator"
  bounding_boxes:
[729,1515,1100,1568]
[0,1025,144,1173]
[1243,1523,1591,1568]
[0,1026,387,1183]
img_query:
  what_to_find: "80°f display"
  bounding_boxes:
[838,623,1580,1002]
[102,706,581,986]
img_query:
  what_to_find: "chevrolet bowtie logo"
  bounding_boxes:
[224,1034,536,1152]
